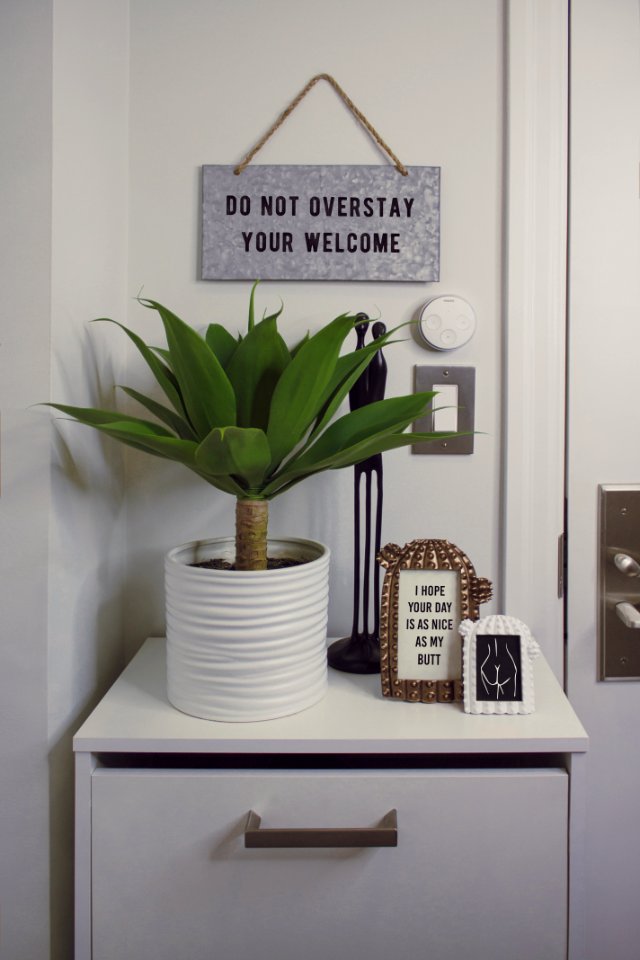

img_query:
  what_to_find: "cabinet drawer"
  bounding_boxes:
[91,767,567,960]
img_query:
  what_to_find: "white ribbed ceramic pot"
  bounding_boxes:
[165,537,330,722]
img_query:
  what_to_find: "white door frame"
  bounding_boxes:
[503,0,569,682]
[504,6,586,958]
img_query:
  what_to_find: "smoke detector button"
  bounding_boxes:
[418,296,476,351]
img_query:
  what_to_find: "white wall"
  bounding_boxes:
[567,1,640,957]
[123,0,503,654]
[1,2,130,959]
[48,3,130,956]
[0,5,53,956]
[14,2,640,956]
[0,1,505,956]
[49,0,130,734]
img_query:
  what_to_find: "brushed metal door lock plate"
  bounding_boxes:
[599,484,640,680]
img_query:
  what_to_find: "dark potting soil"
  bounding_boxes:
[190,557,304,571]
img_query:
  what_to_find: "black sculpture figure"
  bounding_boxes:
[328,315,387,674]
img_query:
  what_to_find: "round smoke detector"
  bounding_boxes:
[417,295,476,351]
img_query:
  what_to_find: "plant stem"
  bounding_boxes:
[235,498,269,570]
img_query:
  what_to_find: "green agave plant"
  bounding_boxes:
[49,284,448,570]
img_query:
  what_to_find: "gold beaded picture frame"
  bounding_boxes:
[377,539,492,703]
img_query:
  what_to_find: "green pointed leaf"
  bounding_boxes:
[226,315,290,430]
[198,473,247,497]
[304,327,406,449]
[118,386,196,440]
[94,423,245,496]
[195,426,271,488]
[49,403,200,462]
[47,402,175,434]
[248,280,259,331]
[139,299,236,437]
[151,346,172,362]
[94,319,189,424]
[292,392,436,470]
[46,405,245,497]
[262,428,448,498]
[290,332,309,358]
[205,323,238,368]
[261,302,284,322]
[266,313,356,468]
[95,423,198,463]
[319,428,450,470]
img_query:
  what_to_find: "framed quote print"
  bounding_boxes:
[378,539,492,702]
[460,614,540,715]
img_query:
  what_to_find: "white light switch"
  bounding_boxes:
[433,384,459,432]
[413,365,475,455]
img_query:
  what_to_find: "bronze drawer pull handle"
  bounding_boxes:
[244,809,398,848]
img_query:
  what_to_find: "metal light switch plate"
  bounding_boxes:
[413,365,475,455]
[599,484,640,680]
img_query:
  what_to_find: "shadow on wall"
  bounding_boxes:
[48,327,129,960]
[48,591,127,960]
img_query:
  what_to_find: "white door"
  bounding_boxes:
[567,1,640,959]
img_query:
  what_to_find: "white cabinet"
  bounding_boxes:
[75,639,587,960]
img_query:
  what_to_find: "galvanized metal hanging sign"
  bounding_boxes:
[201,164,440,282]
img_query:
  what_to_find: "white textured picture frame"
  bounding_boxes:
[460,614,540,715]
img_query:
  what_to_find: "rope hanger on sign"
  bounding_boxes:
[233,73,409,177]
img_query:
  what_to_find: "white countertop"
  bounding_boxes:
[74,637,588,755]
